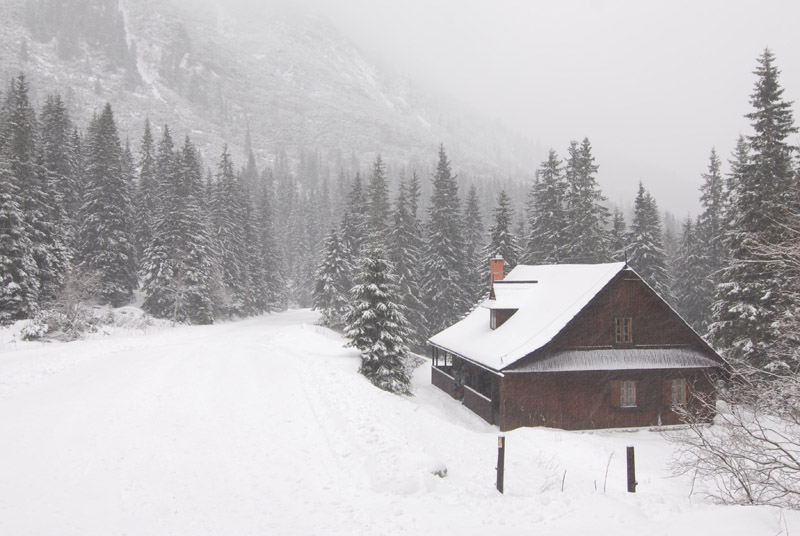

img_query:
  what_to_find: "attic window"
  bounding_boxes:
[615,317,632,344]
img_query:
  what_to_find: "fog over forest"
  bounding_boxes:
[191,0,800,215]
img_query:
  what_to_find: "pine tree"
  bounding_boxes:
[710,49,798,372]
[0,156,39,322]
[209,145,250,317]
[366,154,390,245]
[485,189,521,274]
[344,245,413,395]
[421,145,468,336]
[313,229,352,330]
[253,168,286,312]
[462,184,485,305]
[340,172,368,261]
[388,176,426,351]
[77,103,137,306]
[134,119,157,261]
[627,182,673,301]
[609,208,627,261]
[525,149,568,263]
[563,138,610,263]
[673,217,708,332]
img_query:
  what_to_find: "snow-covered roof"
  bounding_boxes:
[507,348,721,373]
[428,262,627,370]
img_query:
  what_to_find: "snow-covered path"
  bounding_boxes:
[0,310,797,535]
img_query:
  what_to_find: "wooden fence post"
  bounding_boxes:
[627,446,637,493]
[497,436,505,494]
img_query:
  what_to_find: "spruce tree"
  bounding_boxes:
[673,217,708,332]
[627,182,673,301]
[710,49,798,372]
[563,138,610,263]
[388,176,426,351]
[134,120,157,261]
[609,208,627,261]
[485,188,521,274]
[421,145,468,336]
[525,149,568,263]
[313,229,352,330]
[366,155,390,245]
[76,103,137,306]
[0,156,39,322]
[462,184,485,305]
[345,245,413,395]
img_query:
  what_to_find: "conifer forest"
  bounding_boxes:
[1,48,799,387]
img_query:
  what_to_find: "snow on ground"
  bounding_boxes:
[0,309,796,535]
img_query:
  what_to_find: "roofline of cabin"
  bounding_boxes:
[428,342,505,376]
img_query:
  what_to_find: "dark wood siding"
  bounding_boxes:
[549,273,699,350]
[499,368,717,431]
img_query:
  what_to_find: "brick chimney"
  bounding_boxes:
[490,255,505,287]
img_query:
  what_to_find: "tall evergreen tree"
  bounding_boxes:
[209,145,250,317]
[344,245,413,395]
[609,208,627,261]
[0,156,39,321]
[710,49,798,372]
[313,229,352,330]
[673,216,708,332]
[525,149,568,263]
[563,138,610,262]
[76,103,137,306]
[627,182,673,301]
[484,188,520,276]
[366,154,390,245]
[134,119,157,261]
[421,145,468,336]
[462,184,485,305]
[388,177,426,351]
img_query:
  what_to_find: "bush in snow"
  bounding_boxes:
[668,362,800,509]
[344,246,413,395]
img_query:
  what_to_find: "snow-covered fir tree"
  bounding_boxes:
[141,137,215,324]
[0,156,39,322]
[563,138,610,263]
[421,145,469,336]
[76,103,137,306]
[134,120,157,262]
[313,229,352,330]
[484,188,520,275]
[345,245,413,395]
[366,155,390,245]
[609,208,627,261]
[710,49,799,372]
[673,217,708,332]
[209,146,251,317]
[627,182,673,302]
[462,184,485,305]
[388,176,426,351]
[525,149,568,264]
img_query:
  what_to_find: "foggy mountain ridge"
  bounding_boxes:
[0,0,538,178]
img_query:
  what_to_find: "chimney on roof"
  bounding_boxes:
[490,255,504,287]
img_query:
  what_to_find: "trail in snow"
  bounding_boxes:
[0,310,796,535]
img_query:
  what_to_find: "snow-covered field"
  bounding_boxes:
[0,309,796,535]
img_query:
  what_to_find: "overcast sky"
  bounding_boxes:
[228,0,800,217]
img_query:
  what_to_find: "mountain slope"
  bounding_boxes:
[0,0,536,176]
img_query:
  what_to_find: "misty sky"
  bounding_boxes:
[228,0,800,217]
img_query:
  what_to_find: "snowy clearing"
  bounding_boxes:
[0,309,796,535]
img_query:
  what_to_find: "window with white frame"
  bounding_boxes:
[620,380,637,407]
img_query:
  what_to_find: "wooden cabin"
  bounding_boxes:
[428,259,725,431]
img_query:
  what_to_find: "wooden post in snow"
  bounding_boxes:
[627,446,637,493]
[497,435,505,494]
